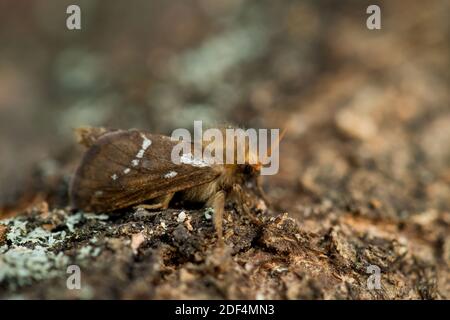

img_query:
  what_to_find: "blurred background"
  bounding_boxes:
[0,0,448,225]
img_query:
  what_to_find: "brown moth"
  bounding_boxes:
[70,126,267,244]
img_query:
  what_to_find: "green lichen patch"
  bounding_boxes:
[0,206,115,293]
[0,245,68,289]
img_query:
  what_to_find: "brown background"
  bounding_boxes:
[0,0,449,299]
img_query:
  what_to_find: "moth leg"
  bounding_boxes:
[232,184,263,226]
[133,193,175,211]
[134,203,164,210]
[256,176,270,206]
[160,192,174,210]
[207,191,225,246]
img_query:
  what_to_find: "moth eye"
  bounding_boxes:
[243,165,253,175]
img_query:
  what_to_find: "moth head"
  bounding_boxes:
[236,149,262,180]
[245,148,262,174]
[241,162,261,177]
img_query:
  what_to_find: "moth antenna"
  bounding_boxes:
[275,127,288,154]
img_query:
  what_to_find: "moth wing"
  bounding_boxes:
[70,129,219,212]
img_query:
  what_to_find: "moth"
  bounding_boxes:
[70,126,270,244]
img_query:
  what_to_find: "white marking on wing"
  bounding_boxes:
[135,133,152,159]
[164,171,178,179]
[180,153,210,167]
